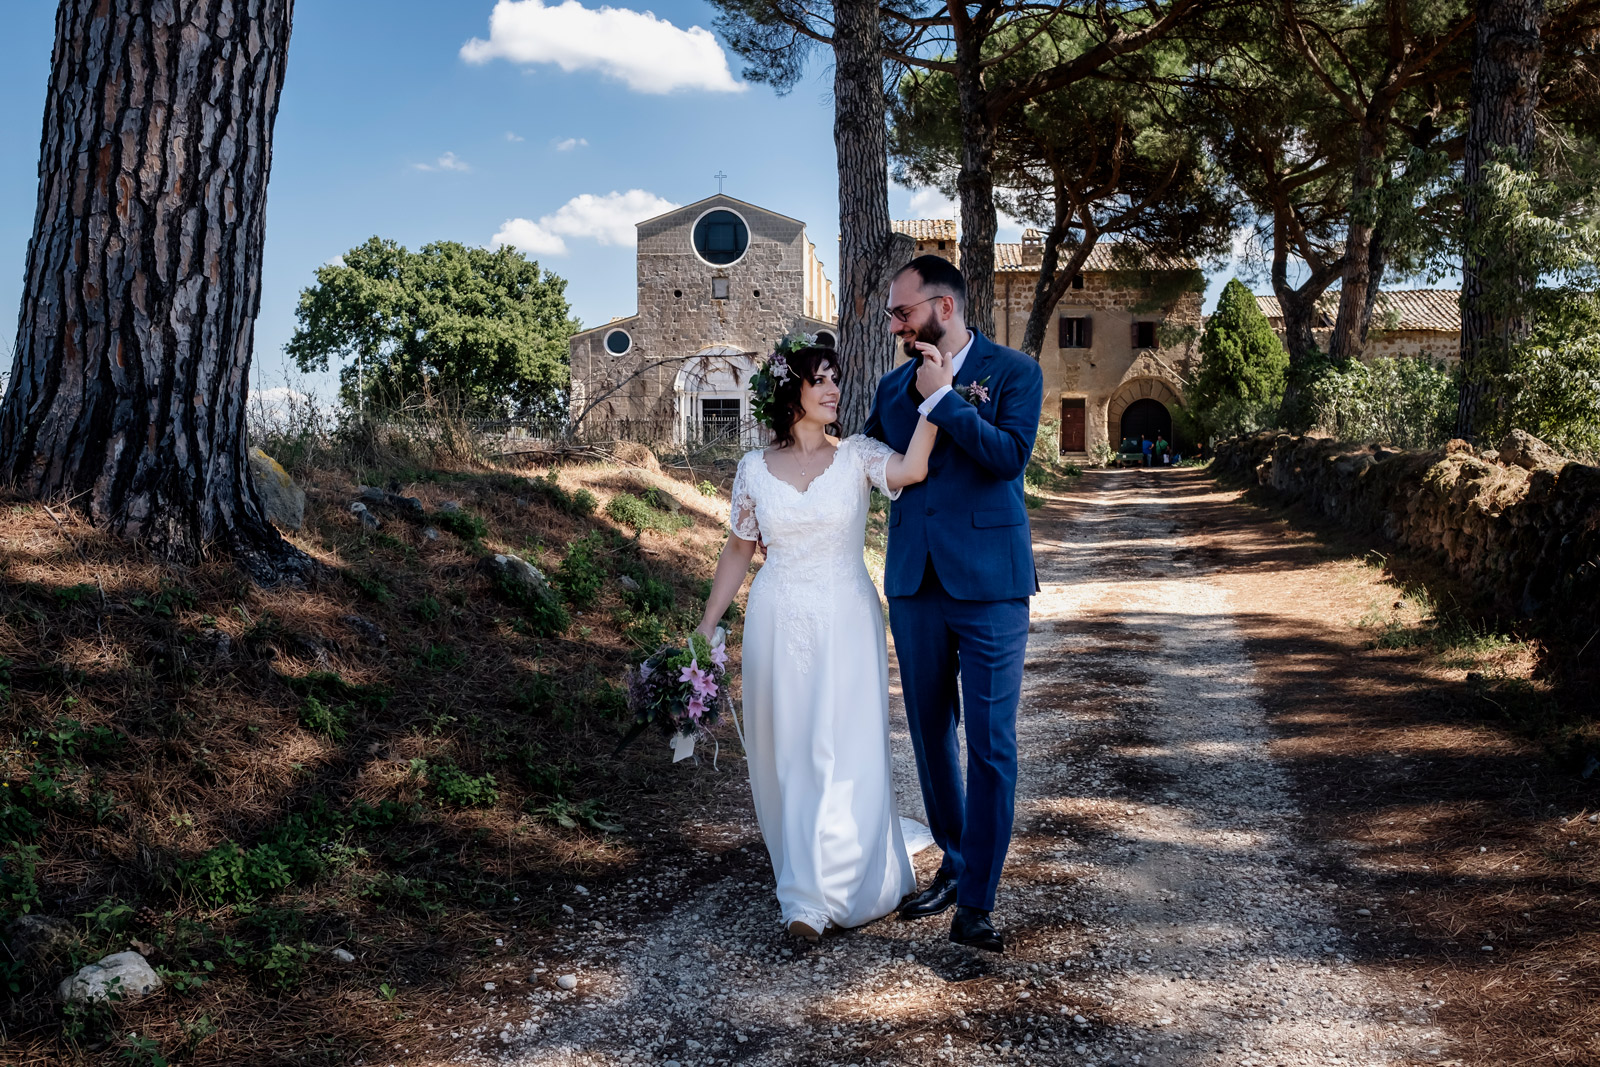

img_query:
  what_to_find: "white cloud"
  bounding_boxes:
[907,187,958,218]
[413,151,472,172]
[490,218,569,256]
[505,131,525,142]
[899,185,1025,238]
[554,137,589,151]
[490,189,680,256]
[460,0,744,94]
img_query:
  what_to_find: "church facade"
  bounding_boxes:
[567,195,836,446]
[567,196,1205,457]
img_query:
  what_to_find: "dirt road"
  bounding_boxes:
[461,469,1453,1067]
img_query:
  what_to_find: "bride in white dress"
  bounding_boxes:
[696,344,943,941]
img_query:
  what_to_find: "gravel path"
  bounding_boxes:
[458,470,1447,1067]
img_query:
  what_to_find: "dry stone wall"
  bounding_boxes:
[1214,430,1600,622]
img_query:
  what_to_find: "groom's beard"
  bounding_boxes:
[904,319,947,360]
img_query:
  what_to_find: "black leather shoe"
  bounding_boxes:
[898,871,957,920]
[950,905,1004,952]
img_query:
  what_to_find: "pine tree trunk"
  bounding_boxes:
[1327,131,1381,363]
[1020,232,1098,358]
[1455,0,1545,441]
[833,0,912,434]
[0,0,310,584]
[953,17,997,339]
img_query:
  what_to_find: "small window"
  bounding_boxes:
[753,288,761,297]
[712,278,730,300]
[604,328,632,356]
[674,289,682,298]
[699,398,741,441]
[815,331,836,348]
[937,241,947,251]
[1058,316,1090,349]
[1071,273,1084,290]
[1133,321,1157,349]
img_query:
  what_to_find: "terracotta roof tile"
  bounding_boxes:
[1255,289,1460,332]
[892,219,959,241]
[994,241,1195,272]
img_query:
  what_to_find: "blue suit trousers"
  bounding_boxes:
[888,564,1030,911]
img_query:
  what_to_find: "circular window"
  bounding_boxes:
[604,328,632,357]
[815,331,836,348]
[692,209,749,266]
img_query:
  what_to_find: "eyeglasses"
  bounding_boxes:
[883,296,941,323]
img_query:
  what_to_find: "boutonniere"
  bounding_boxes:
[954,376,992,405]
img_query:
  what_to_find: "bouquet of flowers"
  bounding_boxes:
[619,630,734,763]
[748,333,816,429]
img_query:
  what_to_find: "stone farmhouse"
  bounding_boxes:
[897,220,1205,456]
[568,197,1206,456]
[568,195,836,446]
[1255,290,1462,363]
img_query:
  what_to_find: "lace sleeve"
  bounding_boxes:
[847,434,903,501]
[728,453,761,541]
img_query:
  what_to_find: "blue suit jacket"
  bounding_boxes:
[863,331,1044,601]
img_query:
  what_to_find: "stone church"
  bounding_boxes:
[568,196,1204,457]
[567,195,837,446]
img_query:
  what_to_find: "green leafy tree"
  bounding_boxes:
[287,238,577,417]
[1188,279,1289,438]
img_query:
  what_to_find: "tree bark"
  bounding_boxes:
[952,4,997,339]
[1271,210,1345,430]
[1020,227,1099,358]
[832,0,912,434]
[0,0,310,584]
[1455,0,1545,441]
[1326,127,1381,363]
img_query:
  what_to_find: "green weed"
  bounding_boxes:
[435,508,489,544]
[621,574,673,615]
[697,480,718,496]
[0,844,42,917]
[554,532,608,609]
[418,760,500,808]
[297,695,349,741]
[413,595,442,621]
[345,571,394,604]
[130,580,197,618]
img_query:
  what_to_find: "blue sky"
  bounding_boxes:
[0,0,1269,404]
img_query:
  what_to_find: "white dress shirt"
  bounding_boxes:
[915,334,975,417]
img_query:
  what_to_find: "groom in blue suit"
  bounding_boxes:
[863,255,1042,952]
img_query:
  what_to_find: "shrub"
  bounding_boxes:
[526,471,597,516]
[697,480,718,496]
[621,573,673,615]
[488,569,571,637]
[1307,356,1457,449]
[421,761,499,808]
[554,532,608,609]
[605,492,655,531]
[0,844,42,918]
[434,508,489,544]
[297,695,349,741]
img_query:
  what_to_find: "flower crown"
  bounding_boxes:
[749,333,817,429]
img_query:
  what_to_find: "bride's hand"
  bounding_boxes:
[694,621,719,643]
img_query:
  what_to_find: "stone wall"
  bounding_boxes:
[1214,430,1600,622]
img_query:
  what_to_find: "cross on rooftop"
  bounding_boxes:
[715,171,728,194]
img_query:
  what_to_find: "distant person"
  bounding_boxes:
[1141,434,1153,466]
[1155,435,1171,465]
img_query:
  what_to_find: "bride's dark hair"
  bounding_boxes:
[769,347,838,448]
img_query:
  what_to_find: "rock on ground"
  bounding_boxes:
[248,448,305,531]
[58,951,162,1005]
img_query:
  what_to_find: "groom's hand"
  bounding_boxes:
[914,342,955,399]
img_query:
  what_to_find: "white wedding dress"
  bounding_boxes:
[730,435,919,932]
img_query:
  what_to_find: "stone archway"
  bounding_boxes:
[1107,377,1184,448]
[674,346,760,446]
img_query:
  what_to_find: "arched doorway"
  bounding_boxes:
[1119,397,1171,445]
[1106,376,1186,451]
[673,347,761,446]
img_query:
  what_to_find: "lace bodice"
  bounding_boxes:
[729,435,900,672]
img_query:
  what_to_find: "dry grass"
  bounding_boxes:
[0,439,751,1065]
